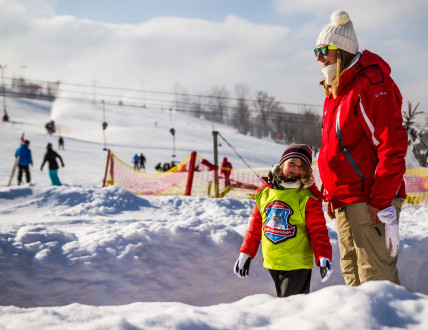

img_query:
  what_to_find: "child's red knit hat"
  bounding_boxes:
[279,144,313,167]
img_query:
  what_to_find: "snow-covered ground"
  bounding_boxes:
[0,96,427,329]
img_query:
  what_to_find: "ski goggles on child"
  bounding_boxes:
[314,45,338,57]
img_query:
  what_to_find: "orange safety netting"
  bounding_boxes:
[403,169,428,204]
[103,150,267,199]
[103,151,428,204]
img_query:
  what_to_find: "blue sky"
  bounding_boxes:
[1,0,427,125]
[54,0,281,25]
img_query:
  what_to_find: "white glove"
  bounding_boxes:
[319,257,333,282]
[233,252,251,278]
[377,205,399,257]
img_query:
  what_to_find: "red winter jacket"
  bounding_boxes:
[220,158,232,176]
[240,181,332,267]
[318,50,407,210]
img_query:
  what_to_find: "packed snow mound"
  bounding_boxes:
[1,282,427,329]
[1,185,428,309]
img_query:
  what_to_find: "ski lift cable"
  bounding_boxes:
[217,131,263,182]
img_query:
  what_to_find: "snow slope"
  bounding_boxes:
[0,96,427,329]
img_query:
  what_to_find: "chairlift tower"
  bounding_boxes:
[169,108,176,157]
[212,130,219,197]
[170,127,176,158]
[101,100,108,150]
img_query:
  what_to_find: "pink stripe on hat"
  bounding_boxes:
[279,144,313,167]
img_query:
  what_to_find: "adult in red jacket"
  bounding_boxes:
[315,10,407,286]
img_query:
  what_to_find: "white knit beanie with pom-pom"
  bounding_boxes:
[316,10,359,54]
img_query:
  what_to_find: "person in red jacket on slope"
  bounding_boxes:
[234,145,332,297]
[315,10,407,286]
[220,157,233,186]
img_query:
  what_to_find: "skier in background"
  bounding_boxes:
[45,120,55,135]
[2,109,9,122]
[40,143,65,186]
[139,153,146,171]
[162,162,171,172]
[155,163,163,172]
[58,136,64,150]
[15,140,33,185]
[133,154,140,170]
[220,157,233,186]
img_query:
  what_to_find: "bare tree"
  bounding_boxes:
[189,94,206,119]
[253,91,281,138]
[208,86,230,124]
[173,83,190,113]
[296,107,322,151]
[232,84,251,134]
[271,107,321,150]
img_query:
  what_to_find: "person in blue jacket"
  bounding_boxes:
[15,140,33,185]
[133,153,140,170]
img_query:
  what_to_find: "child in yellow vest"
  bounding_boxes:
[234,144,333,297]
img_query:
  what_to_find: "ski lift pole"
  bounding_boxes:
[102,100,108,151]
[169,108,176,157]
[170,128,176,157]
[173,135,176,157]
[212,130,219,197]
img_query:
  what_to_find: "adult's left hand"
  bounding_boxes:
[369,206,380,226]
[326,201,335,219]
[377,205,399,257]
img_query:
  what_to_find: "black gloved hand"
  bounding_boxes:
[319,257,333,282]
[233,252,251,278]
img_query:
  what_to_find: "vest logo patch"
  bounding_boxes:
[263,200,296,245]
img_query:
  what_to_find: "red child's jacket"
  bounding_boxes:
[240,180,332,267]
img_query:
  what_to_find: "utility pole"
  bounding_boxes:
[170,127,176,158]
[20,65,27,81]
[0,65,7,113]
[102,100,108,150]
[212,130,219,197]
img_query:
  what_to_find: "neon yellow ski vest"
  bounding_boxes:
[255,187,314,271]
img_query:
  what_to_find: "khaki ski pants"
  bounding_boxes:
[335,199,403,286]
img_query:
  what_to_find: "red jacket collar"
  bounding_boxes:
[337,50,392,93]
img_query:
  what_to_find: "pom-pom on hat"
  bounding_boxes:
[279,144,313,168]
[316,10,359,54]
